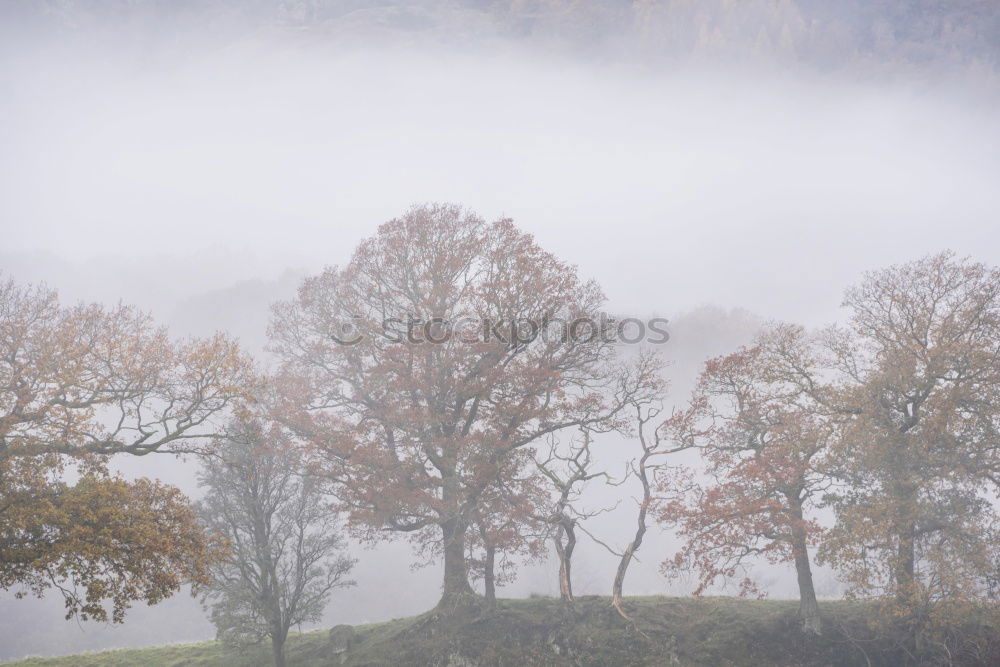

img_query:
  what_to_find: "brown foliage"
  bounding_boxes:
[659,324,831,632]
[1,475,216,623]
[815,252,1000,647]
[269,203,659,602]
[0,279,254,621]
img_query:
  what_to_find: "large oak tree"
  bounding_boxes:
[815,253,1000,645]
[269,204,658,606]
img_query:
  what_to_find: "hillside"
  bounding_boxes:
[6,596,998,666]
[4,1,999,74]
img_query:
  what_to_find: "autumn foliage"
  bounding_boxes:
[659,324,831,633]
[269,203,657,605]
[659,252,1000,650]
[2,205,998,665]
[0,279,253,621]
[815,253,1000,650]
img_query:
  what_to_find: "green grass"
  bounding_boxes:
[5,596,998,666]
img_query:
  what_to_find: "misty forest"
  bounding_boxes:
[2,2,1000,667]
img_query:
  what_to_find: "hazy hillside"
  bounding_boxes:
[3,0,999,77]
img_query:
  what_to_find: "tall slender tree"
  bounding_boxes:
[534,428,616,602]
[610,397,680,620]
[659,324,831,634]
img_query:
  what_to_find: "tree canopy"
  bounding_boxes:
[0,279,254,621]
[269,203,658,604]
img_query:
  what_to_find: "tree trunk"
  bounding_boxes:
[612,507,647,615]
[611,541,638,612]
[263,581,285,667]
[270,626,287,667]
[612,463,651,617]
[790,506,821,634]
[895,517,920,657]
[483,544,496,605]
[440,519,475,607]
[896,520,916,602]
[888,447,922,656]
[788,504,823,635]
[555,521,576,601]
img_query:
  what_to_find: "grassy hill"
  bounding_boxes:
[5,596,998,666]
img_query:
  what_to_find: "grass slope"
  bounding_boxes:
[5,596,998,666]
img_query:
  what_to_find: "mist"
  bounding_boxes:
[2,1,999,663]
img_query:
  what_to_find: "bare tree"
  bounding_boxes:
[198,415,355,667]
[610,400,683,620]
[534,429,617,602]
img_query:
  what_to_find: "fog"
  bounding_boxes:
[6,28,1000,327]
[2,1,999,661]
